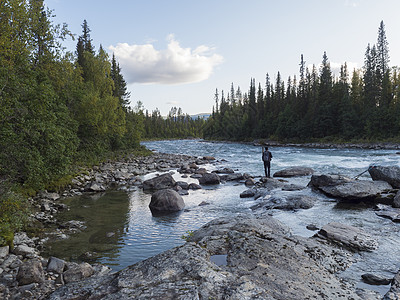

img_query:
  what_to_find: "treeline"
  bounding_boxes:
[0,1,143,191]
[204,21,400,142]
[143,107,206,139]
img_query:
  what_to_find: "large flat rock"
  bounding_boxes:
[48,215,363,299]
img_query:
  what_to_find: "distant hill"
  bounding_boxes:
[191,113,210,120]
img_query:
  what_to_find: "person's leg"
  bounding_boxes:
[267,161,271,177]
[264,161,268,177]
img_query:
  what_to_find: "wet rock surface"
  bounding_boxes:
[47,214,365,300]
[309,174,393,201]
[369,165,400,188]
[273,166,315,177]
[149,189,185,213]
[315,222,379,252]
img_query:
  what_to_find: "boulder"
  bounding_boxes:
[240,188,256,198]
[375,204,400,222]
[394,190,400,208]
[16,259,45,285]
[143,173,176,191]
[212,168,234,174]
[309,174,392,201]
[361,273,392,285]
[0,246,9,259]
[47,256,66,274]
[315,222,378,252]
[244,178,256,186]
[63,262,95,284]
[273,166,314,177]
[369,165,400,188]
[86,182,106,192]
[175,181,189,190]
[202,156,215,161]
[218,173,243,181]
[384,269,400,299]
[188,183,202,190]
[13,244,37,257]
[47,214,362,299]
[198,173,220,185]
[149,189,185,213]
[252,194,316,211]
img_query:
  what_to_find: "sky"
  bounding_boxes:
[45,0,400,116]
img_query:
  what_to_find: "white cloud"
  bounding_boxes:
[166,100,180,105]
[109,36,224,85]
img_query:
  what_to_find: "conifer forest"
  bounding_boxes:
[204,21,400,142]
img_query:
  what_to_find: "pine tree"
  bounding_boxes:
[111,53,130,108]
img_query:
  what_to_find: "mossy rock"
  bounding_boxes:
[0,230,14,249]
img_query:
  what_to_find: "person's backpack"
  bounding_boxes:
[262,150,271,162]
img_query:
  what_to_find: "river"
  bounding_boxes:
[44,139,400,295]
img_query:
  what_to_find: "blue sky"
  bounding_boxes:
[45,0,400,115]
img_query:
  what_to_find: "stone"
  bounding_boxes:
[86,182,106,192]
[244,178,256,186]
[47,214,361,299]
[0,246,9,259]
[198,173,220,185]
[16,259,45,285]
[374,204,400,222]
[273,166,314,177]
[198,201,210,206]
[369,165,400,188]
[252,194,316,211]
[384,269,400,299]
[361,273,392,285]
[143,173,176,191]
[188,183,201,190]
[315,222,378,252]
[13,244,37,257]
[175,181,189,190]
[239,188,256,198]
[309,174,392,201]
[394,190,400,208]
[218,173,243,181]
[212,168,234,174]
[47,257,66,274]
[202,156,215,160]
[63,262,95,284]
[149,189,185,213]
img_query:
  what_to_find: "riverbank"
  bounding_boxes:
[1,143,400,299]
[0,151,214,299]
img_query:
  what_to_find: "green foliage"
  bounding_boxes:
[181,230,194,242]
[205,21,400,142]
[0,187,30,247]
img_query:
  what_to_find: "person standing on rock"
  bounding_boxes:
[262,146,272,177]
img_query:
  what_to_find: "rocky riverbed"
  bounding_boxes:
[1,151,400,299]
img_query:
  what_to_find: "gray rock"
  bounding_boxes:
[202,156,215,160]
[16,259,45,285]
[198,201,210,206]
[63,262,95,284]
[244,178,256,186]
[369,165,400,188]
[375,204,400,222]
[0,246,9,259]
[316,222,378,252]
[394,190,400,208]
[384,270,400,299]
[309,174,392,201]
[175,181,189,190]
[198,173,220,185]
[252,194,316,211]
[13,244,37,257]
[48,214,361,299]
[273,166,314,177]
[219,173,243,181]
[361,273,392,285]
[143,173,176,191]
[86,182,106,192]
[149,189,185,213]
[188,183,201,190]
[240,188,256,198]
[47,256,66,274]
[212,167,234,174]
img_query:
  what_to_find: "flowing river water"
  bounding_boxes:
[43,140,400,295]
